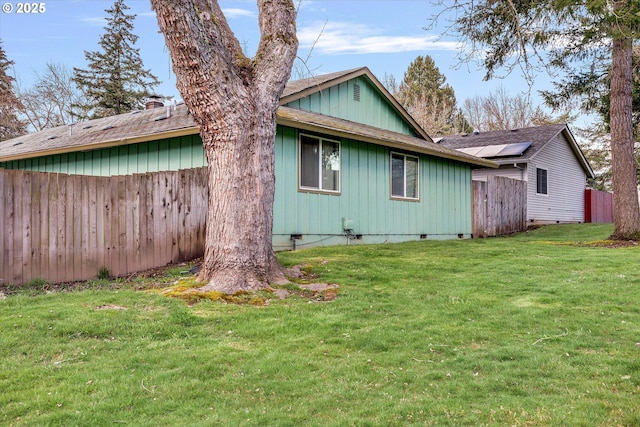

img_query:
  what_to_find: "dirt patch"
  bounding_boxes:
[1,259,339,305]
[95,304,128,311]
[576,240,638,248]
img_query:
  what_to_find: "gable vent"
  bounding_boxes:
[353,83,360,102]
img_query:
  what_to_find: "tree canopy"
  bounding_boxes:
[393,55,471,136]
[0,40,26,141]
[73,0,160,119]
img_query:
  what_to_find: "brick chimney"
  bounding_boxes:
[146,95,164,110]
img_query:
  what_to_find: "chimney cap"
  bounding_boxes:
[146,95,164,110]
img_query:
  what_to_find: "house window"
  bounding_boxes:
[299,134,341,193]
[536,168,548,195]
[391,152,419,199]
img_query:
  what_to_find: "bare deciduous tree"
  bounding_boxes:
[463,86,553,132]
[18,62,88,131]
[150,0,298,293]
[0,40,26,141]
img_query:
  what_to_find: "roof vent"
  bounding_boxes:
[353,83,360,102]
[154,115,167,122]
[102,125,114,130]
[510,128,519,132]
[47,135,58,140]
[12,141,23,146]
[82,125,94,130]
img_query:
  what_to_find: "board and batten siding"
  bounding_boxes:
[272,126,472,250]
[283,76,417,137]
[0,135,206,176]
[1,125,474,250]
[527,133,586,223]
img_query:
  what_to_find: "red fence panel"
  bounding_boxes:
[585,189,614,223]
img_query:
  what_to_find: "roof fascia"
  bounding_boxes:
[0,127,199,163]
[276,108,497,169]
[562,126,595,179]
[529,125,595,179]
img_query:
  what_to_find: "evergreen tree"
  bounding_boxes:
[0,40,26,141]
[73,0,160,118]
[395,56,471,136]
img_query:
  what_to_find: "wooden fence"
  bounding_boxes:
[584,189,614,223]
[1,168,208,286]
[472,176,527,238]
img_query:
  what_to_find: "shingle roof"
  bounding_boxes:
[0,103,198,162]
[0,69,496,169]
[437,124,594,177]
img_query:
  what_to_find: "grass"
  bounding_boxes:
[2,223,640,426]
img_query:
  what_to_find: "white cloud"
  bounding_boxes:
[81,16,107,26]
[222,8,256,19]
[298,21,460,55]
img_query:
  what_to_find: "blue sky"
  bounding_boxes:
[0,0,580,125]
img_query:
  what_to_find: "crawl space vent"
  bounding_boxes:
[353,83,361,102]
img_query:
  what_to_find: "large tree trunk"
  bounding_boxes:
[151,0,298,292]
[609,33,640,239]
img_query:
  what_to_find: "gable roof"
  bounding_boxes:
[0,69,496,169]
[281,67,432,142]
[437,124,594,178]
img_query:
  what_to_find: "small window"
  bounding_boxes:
[299,134,340,193]
[391,152,419,200]
[536,168,548,195]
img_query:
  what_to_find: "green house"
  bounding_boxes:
[0,68,495,249]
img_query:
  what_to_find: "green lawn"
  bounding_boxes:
[2,224,639,426]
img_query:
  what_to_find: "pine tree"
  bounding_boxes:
[0,40,26,141]
[73,0,160,118]
[395,56,471,136]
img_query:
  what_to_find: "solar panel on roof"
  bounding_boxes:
[455,142,532,158]
[476,145,506,157]
[457,147,485,156]
[496,141,532,157]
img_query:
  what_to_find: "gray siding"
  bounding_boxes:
[527,134,586,223]
[472,165,526,182]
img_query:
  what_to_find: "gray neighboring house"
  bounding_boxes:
[438,124,595,224]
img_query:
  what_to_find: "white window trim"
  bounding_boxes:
[298,133,342,194]
[390,152,420,201]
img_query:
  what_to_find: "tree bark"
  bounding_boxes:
[609,33,640,239]
[151,0,298,292]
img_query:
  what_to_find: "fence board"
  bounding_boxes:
[0,169,5,284]
[3,170,16,283]
[12,171,25,283]
[47,175,59,283]
[37,172,49,282]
